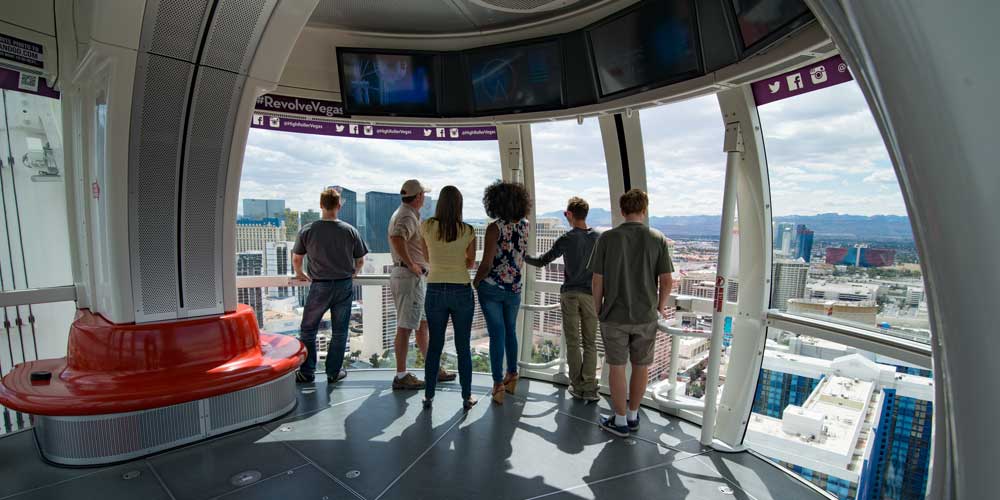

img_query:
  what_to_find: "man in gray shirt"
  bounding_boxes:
[292,188,368,384]
[588,189,674,438]
[525,197,601,401]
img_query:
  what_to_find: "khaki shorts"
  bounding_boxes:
[600,321,659,366]
[390,267,426,330]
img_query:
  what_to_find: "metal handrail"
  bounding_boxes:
[0,285,76,307]
[765,310,932,368]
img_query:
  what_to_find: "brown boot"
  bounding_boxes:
[437,368,456,382]
[503,372,519,394]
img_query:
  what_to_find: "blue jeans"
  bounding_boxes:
[299,278,353,377]
[424,283,474,400]
[478,282,521,384]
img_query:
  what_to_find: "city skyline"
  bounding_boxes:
[239,82,907,220]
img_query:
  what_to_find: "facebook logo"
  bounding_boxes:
[786,73,804,91]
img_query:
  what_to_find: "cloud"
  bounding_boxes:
[238,82,908,222]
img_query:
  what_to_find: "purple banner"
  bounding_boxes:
[254,93,348,118]
[0,32,44,69]
[0,66,59,99]
[250,113,497,141]
[752,55,853,106]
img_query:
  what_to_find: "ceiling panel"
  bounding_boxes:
[308,0,609,35]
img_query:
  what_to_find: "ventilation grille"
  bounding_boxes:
[35,402,202,464]
[208,374,296,433]
[129,54,194,320]
[201,0,277,74]
[469,0,579,14]
[181,67,245,314]
[34,373,296,466]
[141,0,213,62]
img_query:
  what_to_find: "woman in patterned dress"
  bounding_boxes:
[474,181,531,404]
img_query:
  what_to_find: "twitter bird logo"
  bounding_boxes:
[768,82,780,94]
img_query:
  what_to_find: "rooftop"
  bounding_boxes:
[0,371,825,500]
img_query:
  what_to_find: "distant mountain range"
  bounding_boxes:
[539,209,913,241]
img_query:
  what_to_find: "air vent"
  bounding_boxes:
[469,0,581,14]
[139,0,213,63]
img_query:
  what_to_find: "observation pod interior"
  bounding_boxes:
[0,1,994,500]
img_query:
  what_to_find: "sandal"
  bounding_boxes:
[503,373,519,395]
[492,383,506,405]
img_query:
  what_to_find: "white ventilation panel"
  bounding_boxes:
[128,53,194,322]
[201,0,278,74]
[139,0,214,62]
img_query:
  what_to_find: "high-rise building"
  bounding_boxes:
[328,186,357,227]
[265,241,295,298]
[748,351,933,500]
[357,200,367,236]
[236,251,263,276]
[300,209,319,226]
[419,196,435,220]
[771,259,810,311]
[284,208,299,240]
[774,222,795,249]
[805,282,880,303]
[825,245,896,267]
[236,217,285,252]
[236,251,264,325]
[365,191,398,253]
[906,286,925,307]
[243,199,285,219]
[795,225,814,262]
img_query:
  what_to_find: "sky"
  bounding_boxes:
[239,80,907,220]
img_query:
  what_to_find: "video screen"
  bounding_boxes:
[588,1,700,97]
[731,0,811,49]
[339,51,437,115]
[467,41,564,113]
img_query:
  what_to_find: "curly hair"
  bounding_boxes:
[482,180,531,223]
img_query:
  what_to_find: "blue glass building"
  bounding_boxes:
[328,185,358,228]
[751,369,821,418]
[795,225,814,262]
[242,198,285,219]
[365,191,399,253]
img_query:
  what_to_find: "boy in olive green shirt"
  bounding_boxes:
[588,189,674,437]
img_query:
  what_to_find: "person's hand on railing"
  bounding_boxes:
[292,272,311,285]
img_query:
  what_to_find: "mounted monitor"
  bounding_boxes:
[465,39,565,114]
[729,0,813,55]
[337,49,439,116]
[587,0,701,99]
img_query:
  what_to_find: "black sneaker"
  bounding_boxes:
[582,390,601,402]
[599,416,630,438]
[568,388,584,400]
[627,413,640,432]
[295,371,315,384]
[327,370,347,383]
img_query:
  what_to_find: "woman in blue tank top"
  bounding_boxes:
[474,181,531,404]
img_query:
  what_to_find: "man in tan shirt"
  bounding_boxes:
[388,179,455,390]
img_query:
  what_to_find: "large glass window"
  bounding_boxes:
[759,82,930,343]
[527,118,610,367]
[640,95,729,397]
[750,81,933,500]
[0,89,74,434]
[238,127,500,374]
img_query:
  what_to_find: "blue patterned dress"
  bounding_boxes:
[484,219,529,293]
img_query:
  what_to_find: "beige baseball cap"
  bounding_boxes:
[401,179,431,197]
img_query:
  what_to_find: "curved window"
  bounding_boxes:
[640,95,729,398]
[751,80,933,500]
[239,126,500,373]
[759,82,930,344]
[526,118,610,368]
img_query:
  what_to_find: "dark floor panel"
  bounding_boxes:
[285,377,385,418]
[693,451,827,500]
[0,431,103,498]
[7,462,170,500]
[148,426,307,500]
[215,464,356,500]
[510,379,705,452]
[536,455,759,500]
[260,386,477,500]
[379,395,689,500]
